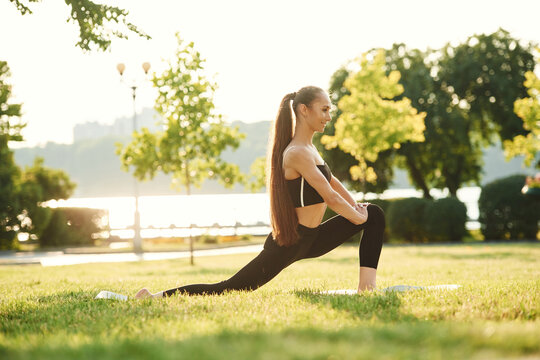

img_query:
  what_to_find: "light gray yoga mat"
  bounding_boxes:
[95,290,128,301]
[322,284,461,295]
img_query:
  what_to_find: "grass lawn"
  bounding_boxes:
[1,243,539,359]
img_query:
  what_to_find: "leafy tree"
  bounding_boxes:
[321,50,426,186]
[0,136,21,250]
[1,61,76,249]
[0,61,24,141]
[438,28,536,144]
[18,157,76,239]
[379,44,483,198]
[117,34,245,264]
[504,48,540,168]
[315,67,395,194]
[9,0,150,51]
[0,61,23,249]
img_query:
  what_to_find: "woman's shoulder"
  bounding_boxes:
[283,145,312,163]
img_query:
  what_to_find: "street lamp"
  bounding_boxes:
[116,61,151,254]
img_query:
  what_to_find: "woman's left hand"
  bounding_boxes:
[354,202,370,212]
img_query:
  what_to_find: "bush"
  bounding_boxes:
[479,174,540,240]
[424,197,468,242]
[198,234,218,244]
[387,198,431,243]
[39,207,106,247]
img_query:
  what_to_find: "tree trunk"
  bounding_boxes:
[185,163,194,266]
[404,155,432,199]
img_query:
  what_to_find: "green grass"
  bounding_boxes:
[1,243,539,359]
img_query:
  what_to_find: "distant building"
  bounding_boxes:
[73,108,160,141]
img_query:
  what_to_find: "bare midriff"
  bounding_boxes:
[283,165,328,228]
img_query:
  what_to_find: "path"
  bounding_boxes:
[0,244,264,267]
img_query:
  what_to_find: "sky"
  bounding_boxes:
[1,0,539,147]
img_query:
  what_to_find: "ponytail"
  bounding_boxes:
[268,86,325,246]
[268,92,299,246]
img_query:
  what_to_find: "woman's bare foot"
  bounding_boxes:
[357,266,377,293]
[135,288,153,299]
[357,283,377,293]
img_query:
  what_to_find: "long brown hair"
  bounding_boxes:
[268,86,325,246]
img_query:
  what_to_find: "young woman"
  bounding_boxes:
[135,86,385,299]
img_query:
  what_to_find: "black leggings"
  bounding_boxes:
[164,204,385,296]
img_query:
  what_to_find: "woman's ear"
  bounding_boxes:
[298,103,308,118]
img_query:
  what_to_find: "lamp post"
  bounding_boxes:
[116,62,151,254]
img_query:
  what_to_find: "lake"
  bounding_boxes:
[46,187,481,239]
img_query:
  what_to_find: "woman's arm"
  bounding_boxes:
[329,175,357,207]
[284,149,367,225]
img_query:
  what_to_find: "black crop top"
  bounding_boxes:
[285,163,332,208]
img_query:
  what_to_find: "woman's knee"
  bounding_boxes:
[366,204,386,227]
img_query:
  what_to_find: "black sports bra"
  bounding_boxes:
[285,163,332,208]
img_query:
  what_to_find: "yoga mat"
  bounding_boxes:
[95,290,128,301]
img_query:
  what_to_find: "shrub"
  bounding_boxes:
[423,197,468,242]
[387,198,431,243]
[479,174,540,240]
[39,207,106,247]
[198,234,218,244]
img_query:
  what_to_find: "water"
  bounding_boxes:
[46,187,481,239]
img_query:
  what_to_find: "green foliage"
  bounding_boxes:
[438,28,536,144]
[316,68,394,194]
[423,197,468,242]
[18,157,76,238]
[0,61,76,249]
[245,156,266,192]
[0,60,24,141]
[0,136,21,250]
[504,48,540,168]
[387,198,431,243]
[388,197,468,243]
[321,50,426,184]
[0,61,23,249]
[479,175,540,240]
[39,207,105,247]
[117,34,245,195]
[380,45,483,198]
[9,0,150,51]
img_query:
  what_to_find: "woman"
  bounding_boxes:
[135,86,385,299]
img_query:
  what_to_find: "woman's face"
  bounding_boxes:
[302,92,333,133]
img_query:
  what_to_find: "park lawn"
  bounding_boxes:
[1,243,539,360]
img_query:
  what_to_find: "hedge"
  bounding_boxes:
[39,207,106,247]
[479,174,540,240]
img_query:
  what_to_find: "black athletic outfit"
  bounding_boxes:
[164,162,385,296]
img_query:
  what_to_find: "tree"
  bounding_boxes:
[504,48,540,168]
[117,34,245,264]
[0,61,76,249]
[438,28,536,144]
[321,50,426,187]
[9,0,150,51]
[379,44,483,198]
[18,157,76,240]
[314,67,395,194]
[0,61,23,249]
[0,61,24,141]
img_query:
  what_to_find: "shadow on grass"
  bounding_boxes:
[3,323,538,360]
[294,290,417,322]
